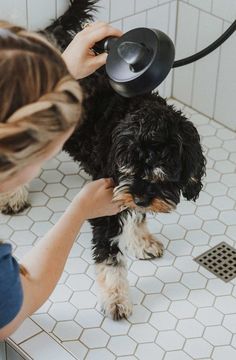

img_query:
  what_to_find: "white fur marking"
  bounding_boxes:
[96,254,132,320]
[119,212,164,259]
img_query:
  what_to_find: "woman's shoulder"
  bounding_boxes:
[0,241,23,329]
[0,241,12,256]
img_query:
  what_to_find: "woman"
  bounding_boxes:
[0,20,122,339]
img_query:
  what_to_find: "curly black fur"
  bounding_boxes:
[43,0,206,319]
[65,75,206,205]
[41,0,98,50]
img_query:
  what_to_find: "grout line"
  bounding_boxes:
[18,330,78,360]
[15,316,53,347]
[173,0,178,44]
[167,1,171,35]
[145,9,148,27]
[6,339,32,360]
[26,0,29,30]
[212,20,225,122]
[111,0,176,24]
[171,0,179,98]
[162,1,172,98]
[180,0,233,23]
[210,0,213,13]
[121,18,124,32]
[190,7,200,107]
[17,331,43,347]
[108,0,111,23]
[55,0,57,18]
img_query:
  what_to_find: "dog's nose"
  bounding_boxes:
[133,195,148,207]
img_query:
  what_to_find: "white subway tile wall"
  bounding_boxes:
[147,3,170,32]
[0,0,27,28]
[212,0,236,23]
[214,21,236,131]
[56,0,70,18]
[123,12,146,32]
[110,0,135,22]
[136,0,158,12]
[27,0,57,30]
[173,2,199,105]
[173,0,236,130]
[188,0,212,12]
[192,11,223,118]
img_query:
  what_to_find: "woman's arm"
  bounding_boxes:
[0,178,121,340]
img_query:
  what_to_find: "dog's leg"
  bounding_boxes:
[124,212,164,259]
[91,216,132,320]
[96,253,132,320]
[0,185,29,215]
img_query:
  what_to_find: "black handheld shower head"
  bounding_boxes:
[93,20,236,98]
[93,27,175,98]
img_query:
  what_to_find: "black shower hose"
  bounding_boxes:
[173,19,236,68]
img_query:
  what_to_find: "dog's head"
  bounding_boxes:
[110,95,206,213]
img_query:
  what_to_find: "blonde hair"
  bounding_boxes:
[0,21,82,182]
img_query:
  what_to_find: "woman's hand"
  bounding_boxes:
[75,178,123,220]
[62,21,122,79]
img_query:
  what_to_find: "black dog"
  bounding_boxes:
[2,0,206,320]
[44,0,206,320]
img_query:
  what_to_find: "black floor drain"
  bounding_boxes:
[194,242,236,283]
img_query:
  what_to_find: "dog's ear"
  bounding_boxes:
[179,120,206,201]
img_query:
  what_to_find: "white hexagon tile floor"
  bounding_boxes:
[1,99,236,360]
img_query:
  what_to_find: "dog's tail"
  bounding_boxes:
[42,0,99,51]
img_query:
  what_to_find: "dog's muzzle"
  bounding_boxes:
[113,181,176,213]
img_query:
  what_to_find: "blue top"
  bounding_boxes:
[0,243,23,328]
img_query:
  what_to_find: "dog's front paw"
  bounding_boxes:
[96,260,132,320]
[130,234,164,260]
[102,297,133,321]
[124,213,164,260]
[1,201,30,215]
[0,186,29,215]
[140,235,164,259]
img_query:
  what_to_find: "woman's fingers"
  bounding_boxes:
[88,25,122,47]
[82,21,108,31]
[81,21,123,47]
[103,177,115,188]
[88,52,108,69]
